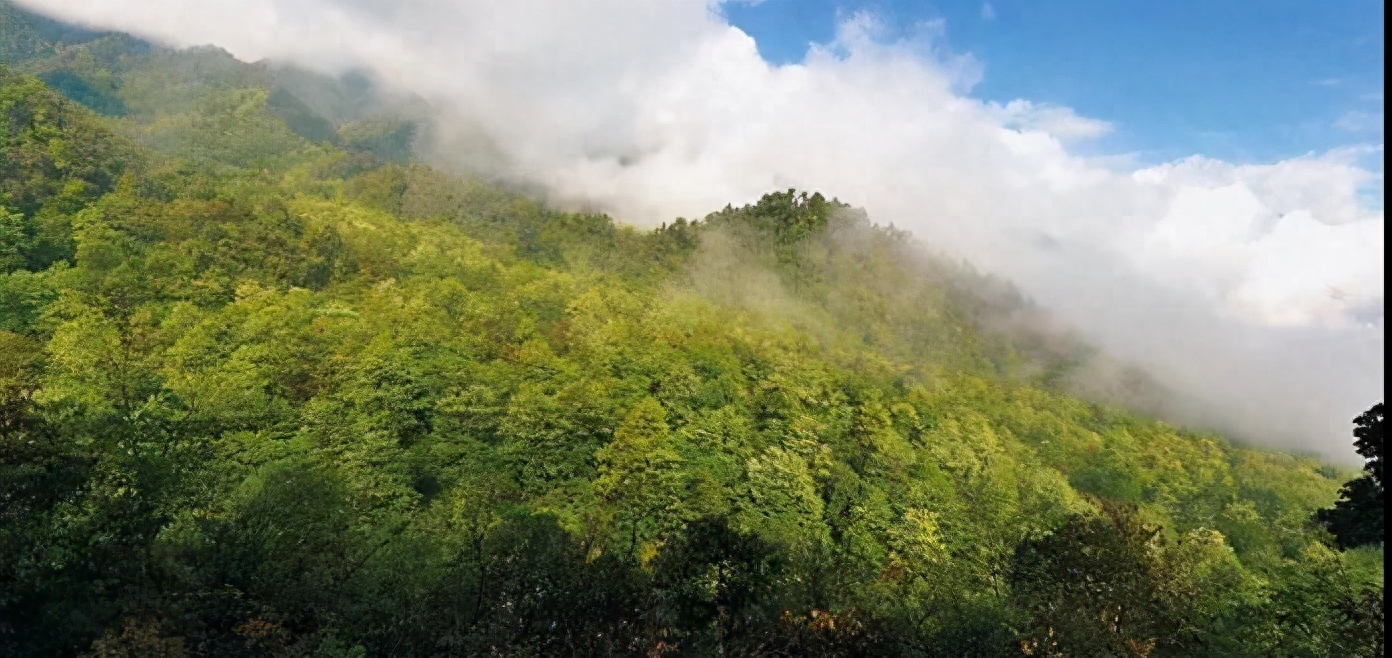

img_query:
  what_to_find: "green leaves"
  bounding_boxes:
[1,67,135,219]
[0,206,27,272]
[595,398,685,556]
[1317,402,1385,550]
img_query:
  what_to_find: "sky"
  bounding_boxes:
[13,0,1385,461]
[726,0,1386,170]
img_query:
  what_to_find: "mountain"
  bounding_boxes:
[0,5,1383,656]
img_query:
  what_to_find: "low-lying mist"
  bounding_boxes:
[17,0,1384,461]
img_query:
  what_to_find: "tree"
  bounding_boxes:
[1316,402,1384,549]
[1353,402,1384,489]
[1009,502,1175,657]
[651,516,783,654]
[0,207,28,272]
[594,398,684,557]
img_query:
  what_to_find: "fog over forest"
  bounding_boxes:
[18,0,1382,461]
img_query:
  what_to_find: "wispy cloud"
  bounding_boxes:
[987,99,1113,139]
[1334,110,1385,133]
[981,3,996,21]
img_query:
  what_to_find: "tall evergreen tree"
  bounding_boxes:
[1317,402,1384,549]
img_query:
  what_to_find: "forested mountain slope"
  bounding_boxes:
[0,10,1383,656]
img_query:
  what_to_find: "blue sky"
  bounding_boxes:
[724,0,1385,168]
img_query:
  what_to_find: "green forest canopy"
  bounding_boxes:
[0,9,1383,656]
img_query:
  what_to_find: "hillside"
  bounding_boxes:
[0,10,1384,657]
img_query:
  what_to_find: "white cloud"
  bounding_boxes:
[981,3,996,21]
[986,99,1113,139]
[15,0,1384,460]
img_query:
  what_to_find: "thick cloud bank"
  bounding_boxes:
[18,0,1384,461]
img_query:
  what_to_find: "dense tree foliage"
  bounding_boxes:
[0,9,1384,656]
[1317,403,1384,550]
